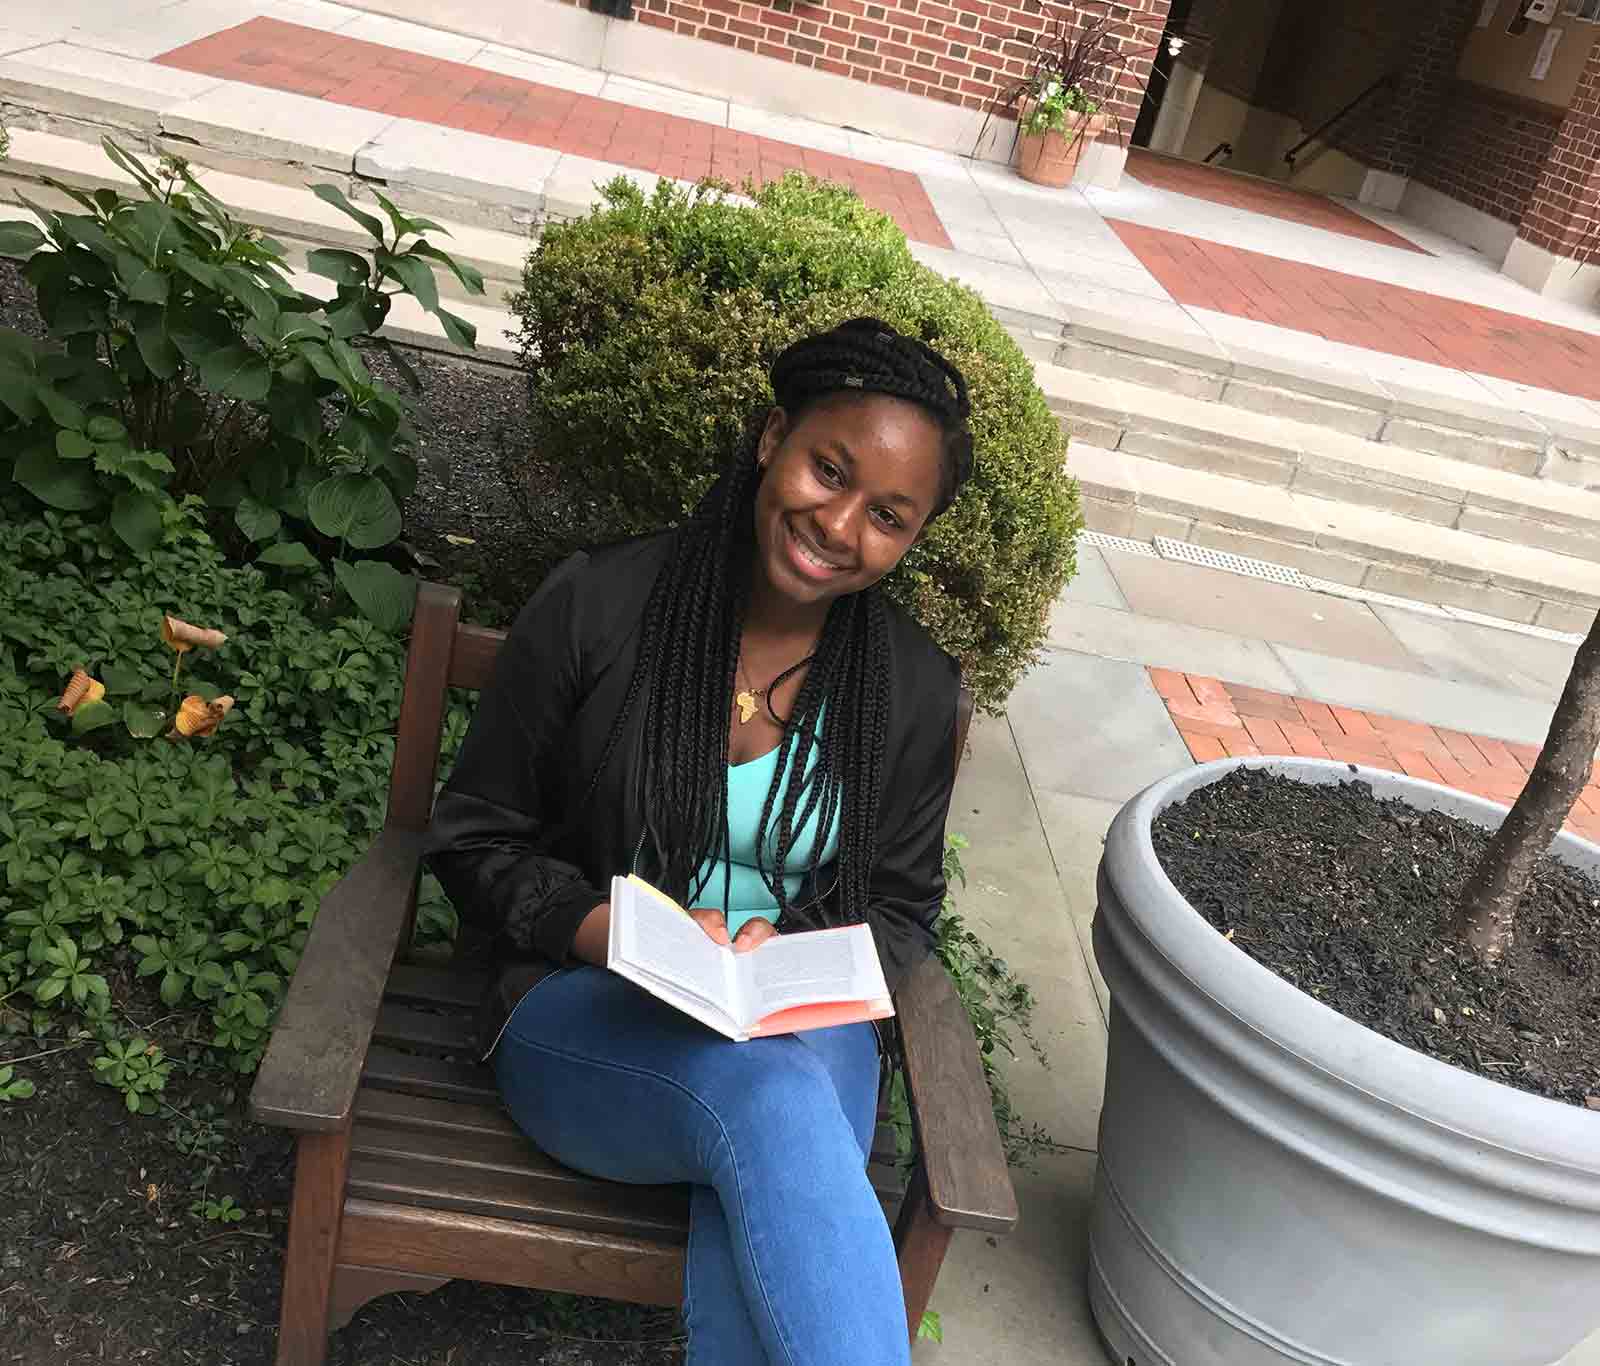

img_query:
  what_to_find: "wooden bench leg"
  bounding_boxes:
[275,1128,352,1366]
[329,1265,448,1332]
[893,1163,952,1346]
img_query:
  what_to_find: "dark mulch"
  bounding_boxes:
[0,1028,684,1365]
[1152,768,1600,1108]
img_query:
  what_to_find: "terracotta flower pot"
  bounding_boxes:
[1015,111,1105,188]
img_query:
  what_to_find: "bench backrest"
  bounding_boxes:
[388,582,975,833]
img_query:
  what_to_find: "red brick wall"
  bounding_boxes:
[1413,81,1563,228]
[628,0,1174,138]
[1336,0,1477,178]
[1520,35,1600,259]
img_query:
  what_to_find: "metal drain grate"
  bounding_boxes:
[1080,529,1159,558]
[1154,537,1309,588]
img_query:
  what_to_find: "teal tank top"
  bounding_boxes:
[693,727,840,937]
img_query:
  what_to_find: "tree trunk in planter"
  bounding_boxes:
[1450,610,1600,963]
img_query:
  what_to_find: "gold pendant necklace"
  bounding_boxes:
[736,651,816,726]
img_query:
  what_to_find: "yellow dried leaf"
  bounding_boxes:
[56,668,107,715]
[170,693,235,739]
[160,614,227,654]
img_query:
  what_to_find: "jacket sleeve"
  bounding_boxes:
[425,552,608,965]
[867,661,960,997]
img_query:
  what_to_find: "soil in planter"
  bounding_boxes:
[1151,768,1600,1109]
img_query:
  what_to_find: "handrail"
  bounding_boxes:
[1285,72,1395,170]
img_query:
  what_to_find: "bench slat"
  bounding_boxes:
[339,1199,684,1308]
[355,1083,518,1139]
[364,1044,499,1105]
[385,962,489,1010]
[374,1002,476,1055]
[347,1151,691,1243]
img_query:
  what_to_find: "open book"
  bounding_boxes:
[606,874,894,1041]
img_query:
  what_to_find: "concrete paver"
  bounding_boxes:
[1269,644,1560,747]
[1047,599,1303,696]
[1057,545,1128,613]
[918,1157,1103,1366]
[1008,652,1195,806]
[1102,551,1418,670]
[1372,603,1581,697]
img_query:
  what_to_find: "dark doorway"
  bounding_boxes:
[1132,0,1196,147]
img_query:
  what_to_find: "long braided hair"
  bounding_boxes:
[585,318,974,927]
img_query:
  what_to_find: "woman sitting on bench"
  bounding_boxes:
[428,316,974,1365]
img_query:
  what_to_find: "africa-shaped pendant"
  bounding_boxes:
[736,690,759,724]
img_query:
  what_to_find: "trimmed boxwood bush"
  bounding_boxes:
[509,174,1080,710]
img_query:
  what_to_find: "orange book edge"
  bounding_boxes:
[746,996,895,1038]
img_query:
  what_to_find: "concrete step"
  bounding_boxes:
[1006,310,1600,492]
[1034,361,1600,569]
[10,53,1599,492]
[1071,441,1600,634]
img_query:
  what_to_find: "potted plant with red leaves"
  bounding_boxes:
[979,1,1151,188]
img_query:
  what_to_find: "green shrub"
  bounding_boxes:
[0,499,465,1077]
[0,139,486,629]
[510,174,1080,710]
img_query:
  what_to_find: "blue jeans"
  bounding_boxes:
[493,967,910,1366]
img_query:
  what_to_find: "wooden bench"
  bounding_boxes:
[250,581,1019,1365]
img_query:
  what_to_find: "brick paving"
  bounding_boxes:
[1109,220,1600,402]
[1148,667,1600,844]
[1123,150,1426,254]
[155,17,954,249]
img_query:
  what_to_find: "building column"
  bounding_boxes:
[1078,0,1176,187]
[1505,36,1600,300]
[1338,0,1479,209]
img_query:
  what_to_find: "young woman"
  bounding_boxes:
[427,316,975,1365]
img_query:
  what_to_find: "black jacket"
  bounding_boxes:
[426,530,962,1058]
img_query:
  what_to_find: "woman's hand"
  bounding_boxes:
[687,910,778,953]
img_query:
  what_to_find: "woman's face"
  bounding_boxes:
[752,392,945,610]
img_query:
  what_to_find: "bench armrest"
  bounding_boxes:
[250,828,425,1132]
[895,952,1020,1234]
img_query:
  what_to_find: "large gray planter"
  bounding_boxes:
[1090,757,1600,1366]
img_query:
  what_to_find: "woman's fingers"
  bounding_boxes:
[732,918,778,953]
[687,908,731,945]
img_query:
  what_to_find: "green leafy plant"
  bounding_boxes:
[0,500,469,1083]
[0,139,485,629]
[92,1034,174,1114]
[0,1063,36,1102]
[190,1194,246,1224]
[1023,78,1100,138]
[510,173,1080,711]
[917,1309,943,1343]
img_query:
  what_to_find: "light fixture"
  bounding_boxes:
[1168,35,1186,56]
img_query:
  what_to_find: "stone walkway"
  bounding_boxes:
[153,14,955,245]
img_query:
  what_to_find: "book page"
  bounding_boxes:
[609,875,736,1013]
[734,924,889,1023]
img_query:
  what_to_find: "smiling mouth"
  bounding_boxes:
[785,520,850,576]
